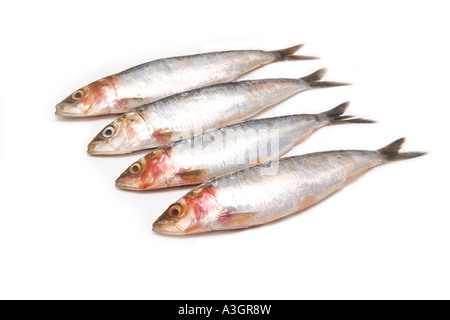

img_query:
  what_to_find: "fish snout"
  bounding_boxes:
[87,139,120,155]
[115,175,140,190]
[152,218,166,234]
[87,141,98,155]
[87,141,107,155]
[152,218,182,235]
[55,101,86,117]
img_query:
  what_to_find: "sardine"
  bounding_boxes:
[153,138,425,235]
[87,68,349,155]
[55,44,317,117]
[116,102,373,190]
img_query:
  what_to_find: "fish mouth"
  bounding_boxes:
[55,102,86,117]
[115,177,141,190]
[87,141,120,155]
[87,142,100,155]
[152,220,185,235]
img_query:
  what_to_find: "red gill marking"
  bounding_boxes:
[82,78,116,114]
[185,186,219,222]
[107,76,120,95]
[140,148,173,189]
[139,154,153,187]
[107,76,131,112]
[125,120,136,140]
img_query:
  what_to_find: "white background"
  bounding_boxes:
[0,0,448,299]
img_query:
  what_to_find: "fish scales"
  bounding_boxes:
[211,151,381,224]
[172,115,318,176]
[55,45,316,117]
[137,79,307,136]
[115,102,373,190]
[152,138,425,235]
[113,52,275,105]
[88,69,348,155]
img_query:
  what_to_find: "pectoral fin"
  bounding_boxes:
[177,169,209,184]
[215,211,262,230]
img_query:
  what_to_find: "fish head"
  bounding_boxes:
[153,186,220,235]
[115,149,175,190]
[87,111,153,155]
[55,78,117,117]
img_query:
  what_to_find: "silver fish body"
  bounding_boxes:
[88,69,347,155]
[153,138,425,235]
[55,45,316,117]
[115,102,373,190]
[137,78,309,141]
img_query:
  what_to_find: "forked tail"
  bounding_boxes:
[323,102,375,124]
[301,68,351,89]
[272,44,319,61]
[378,138,426,161]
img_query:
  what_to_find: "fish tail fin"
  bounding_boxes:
[301,68,351,89]
[378,138,426,161]
[273,44,319,61]
[324,102,375,125]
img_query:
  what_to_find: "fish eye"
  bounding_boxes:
[72,90,84,100]
[168,203,184,218]
[129,163,141,174]
[102,126,115,138]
